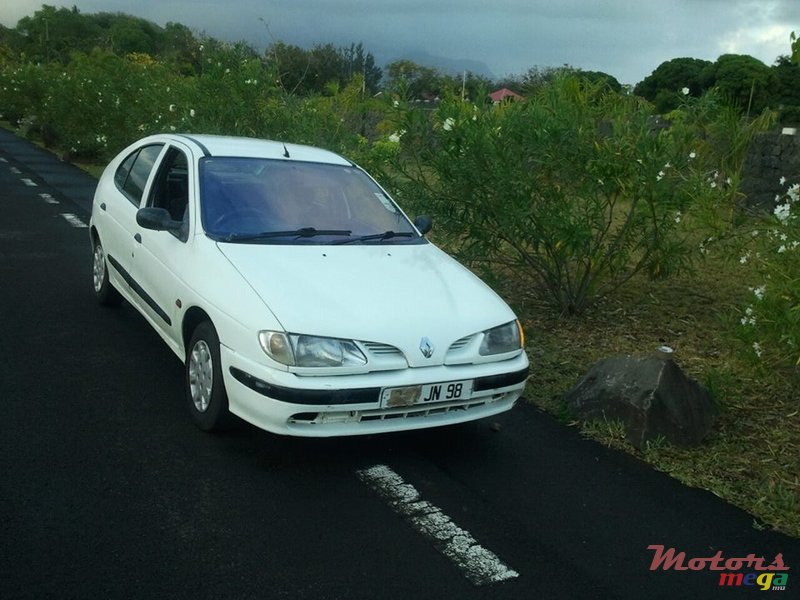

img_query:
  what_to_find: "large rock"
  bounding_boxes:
[565,355,716,449]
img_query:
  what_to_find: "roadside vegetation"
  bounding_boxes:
[1,6,798,537]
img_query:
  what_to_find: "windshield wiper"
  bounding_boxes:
[217,227,352,242]
[332,231,415,245]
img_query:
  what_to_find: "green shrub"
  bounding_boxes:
[383,76,726,314]
[735,181,800,370]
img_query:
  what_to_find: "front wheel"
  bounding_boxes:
[186,321,233,431]
[92,240,121,306]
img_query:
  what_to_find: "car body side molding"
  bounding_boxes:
[106,254,173,327]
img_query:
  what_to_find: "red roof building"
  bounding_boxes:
[489,88,524,103]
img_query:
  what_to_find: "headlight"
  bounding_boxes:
[258,332,367,367]
[479,320,524,356]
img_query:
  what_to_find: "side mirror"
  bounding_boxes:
[414,215,433,236]
[136,207,182,232]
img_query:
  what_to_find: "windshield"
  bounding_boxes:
[199,157,422,244]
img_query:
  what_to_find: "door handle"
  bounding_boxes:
[134,233,142,243]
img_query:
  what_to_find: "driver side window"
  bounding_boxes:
[148,147,190,242]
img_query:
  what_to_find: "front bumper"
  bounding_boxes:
[221,347,529,437]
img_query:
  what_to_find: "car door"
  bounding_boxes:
[98,143,165,295]
[130,142,196,351]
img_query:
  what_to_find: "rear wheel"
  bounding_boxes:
[186,321,232,431]
[92,240,121,306]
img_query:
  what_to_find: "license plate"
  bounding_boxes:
[381,379,473,408]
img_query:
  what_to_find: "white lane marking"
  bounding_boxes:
[61,213,88,228]
[10,166,21,174]
[21,178,37,187]
[39,193,59,205]
[356,464,519,586]
[0,157,7,162]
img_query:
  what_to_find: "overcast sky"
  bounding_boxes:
[2,1,799,84]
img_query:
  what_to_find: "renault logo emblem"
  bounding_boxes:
[419,337,435,358]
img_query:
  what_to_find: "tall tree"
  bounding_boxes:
[385,59,442,99]
[340,43,381,94]
[634,57,712,112]
[268,41,382,96]
[15,5,103,62]
[772,55,800,124]
[705,54,776,116]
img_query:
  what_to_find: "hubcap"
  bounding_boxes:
[188,340,214,412]
[92,245,106,293]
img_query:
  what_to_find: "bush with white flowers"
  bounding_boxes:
[382,76,729,314]
[736,180,800,369]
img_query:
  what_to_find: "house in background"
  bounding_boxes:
[489,88,524,104]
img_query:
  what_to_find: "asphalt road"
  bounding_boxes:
[0,129,797,599]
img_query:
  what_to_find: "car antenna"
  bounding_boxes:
[282,143,290,158]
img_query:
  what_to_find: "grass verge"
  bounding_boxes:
[508,254,799,538]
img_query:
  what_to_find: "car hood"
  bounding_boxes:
[217,242,516,367]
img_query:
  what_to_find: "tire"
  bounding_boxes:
[186,321,233,431]
[92,240,121,306]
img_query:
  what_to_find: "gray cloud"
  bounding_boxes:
[1,1,798,83]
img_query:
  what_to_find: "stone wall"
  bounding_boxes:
[741,130,800,211]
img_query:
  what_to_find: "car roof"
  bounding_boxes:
[158,134,352,166]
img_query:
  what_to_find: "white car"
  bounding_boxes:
[90,134,529,436]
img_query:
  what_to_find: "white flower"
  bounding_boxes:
[169,104,176,112]
[392,100,399,108]
[778,245,787,253]
[699,237,713,255]
[689,151,696,159]
[739,253,749,264]
[710,181,717,189]
[682,87,690,95]
[663,162,671,169]
[726,177,732,185]
[657,170,665,181]
[780,233,788,241]
[189,109,196,117]
[753,286,766,300]
[751,230,759,237]
[674,211,682,223]
[788,184,800,202]
[774,203,791,223]
[442,117,455,131]
[752,342,763,358]
[745,306,754,316]
[780,176,786,186]
[387,130,405,143]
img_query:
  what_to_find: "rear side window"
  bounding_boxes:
[115,144,164,206]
